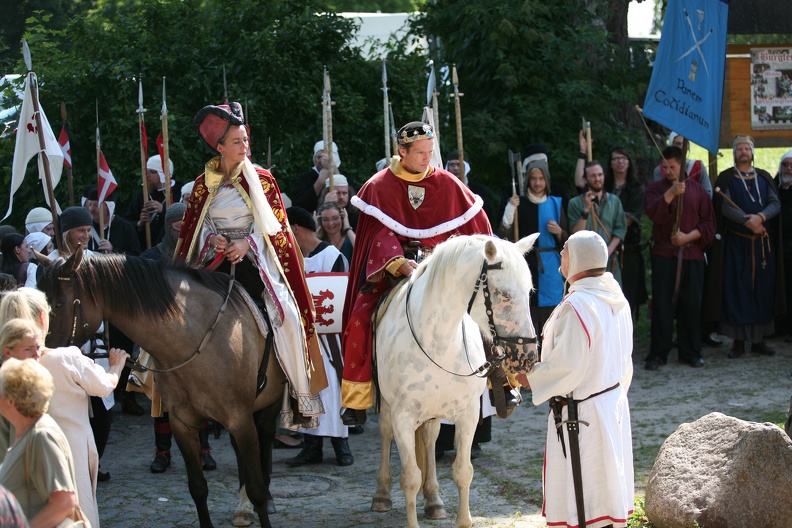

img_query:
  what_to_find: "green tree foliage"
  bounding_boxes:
[414,0,653,198]
[0,0,427,229]
[322,0,424,12]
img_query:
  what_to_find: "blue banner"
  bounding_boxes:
[643,0,729,154]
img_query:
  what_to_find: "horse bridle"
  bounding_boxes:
[405,258,537,378]
[57,262,238,374]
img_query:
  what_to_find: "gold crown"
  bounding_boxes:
[399,124,435,145]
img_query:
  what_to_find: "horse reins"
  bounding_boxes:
[405,258,537,378]
[59,261,238,374]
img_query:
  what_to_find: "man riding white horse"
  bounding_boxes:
[339,121,493,426]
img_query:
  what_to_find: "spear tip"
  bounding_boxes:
[22,40,32,71]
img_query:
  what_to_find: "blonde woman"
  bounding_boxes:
[0,358,82,527]
[0,289,129,528]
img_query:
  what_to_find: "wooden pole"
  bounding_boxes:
[161,77,172,208]
[451,65,465,184]
[21,42,62,250]
[323,67,335,192]
[60,102,74,206]
[382,60,391,160]
[430,64,441,150]
[136,78,151,248]
[95,103,105,243]
[586,121,592,161]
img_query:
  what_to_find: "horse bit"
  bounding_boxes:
[405,258,537,378]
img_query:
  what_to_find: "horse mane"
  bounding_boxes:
[415,235,532,297]
[61,254,234,324]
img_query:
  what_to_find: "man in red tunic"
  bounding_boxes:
[340,122,492,425]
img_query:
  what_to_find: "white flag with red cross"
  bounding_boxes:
[4,71,64,221]
[58,126,71,168]
[97,150,117,204]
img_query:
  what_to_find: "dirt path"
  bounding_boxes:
[96,337,792,527]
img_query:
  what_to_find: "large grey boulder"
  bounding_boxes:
[645,412,792,528]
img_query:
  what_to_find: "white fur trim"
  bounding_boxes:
[351,194,484,239]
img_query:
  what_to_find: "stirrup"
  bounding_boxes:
[488,368,519,418]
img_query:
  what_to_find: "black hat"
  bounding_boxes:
[397,122,434,145]
[60,206,92,234]
[286,206,316,232]
[194,102,245,154]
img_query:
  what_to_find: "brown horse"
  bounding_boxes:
[37,247,284,528]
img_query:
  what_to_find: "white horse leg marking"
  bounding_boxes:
[232,484,255,527]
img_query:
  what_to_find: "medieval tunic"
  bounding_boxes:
[527,274,634,528]
[612,180,648,315]
[716,168,781,342]
[175,158,327,423]
[298,243,348,438]
[644,178,715,364]
[567,193,627,284]
[341,157,492,409]
[499,194,566,335]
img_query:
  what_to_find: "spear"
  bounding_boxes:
[22,40,63,250]
[95,101,105,241]
[222,64,229,104]
[323,66,335,191]
[161,77,172,208]
[136,77,151,248]
[586,120,592,161]
[60,102,74,206]
[451,64,465,184]
[267,137,272,171]
[428,61,441,148]
[382,60,391,160]
[508,150,522,240]
[388,102,398,155]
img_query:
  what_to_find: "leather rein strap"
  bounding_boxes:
[60,263,238,375]
[405,258,536,378]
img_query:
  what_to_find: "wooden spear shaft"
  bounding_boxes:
[161,77,172,208]
[95,106,105,243]
[29,73,63,250]
[323,68,335,192]
[452,65,464,178]
[382,60,391,160]
[137,79,151,248]
[60,102,74,206]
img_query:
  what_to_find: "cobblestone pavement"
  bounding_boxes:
[96,339,792,527]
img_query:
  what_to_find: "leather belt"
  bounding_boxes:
[548,381,620,528]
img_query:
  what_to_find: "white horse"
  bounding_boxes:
[371,234,540,528]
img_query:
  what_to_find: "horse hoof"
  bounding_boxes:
[232,512,254,527]
[266,500,276,515]
[424,504,447,519]
[371,498,392,512]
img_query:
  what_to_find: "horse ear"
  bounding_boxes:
[33,249,52,267]
[61,245,84,276]
[484,239,498,261]
[515,232,541,255]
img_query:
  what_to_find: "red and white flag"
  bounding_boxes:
[97,150,117,204]
[58,126,71,168]
[4,71,64,221]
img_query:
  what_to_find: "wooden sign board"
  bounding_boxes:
[720,43,792,149]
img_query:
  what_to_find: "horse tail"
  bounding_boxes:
[415,424,427,491]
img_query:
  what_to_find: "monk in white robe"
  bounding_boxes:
[518,230,634,528]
